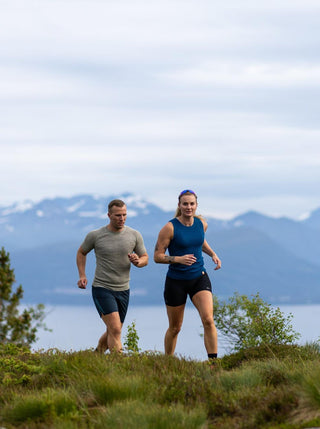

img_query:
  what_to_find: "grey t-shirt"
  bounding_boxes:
[81,225,147,291]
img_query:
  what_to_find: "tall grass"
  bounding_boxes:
[1,343,320,428]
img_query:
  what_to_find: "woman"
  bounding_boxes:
[154,190,221,360]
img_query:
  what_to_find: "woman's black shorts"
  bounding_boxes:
[164,271,212,307]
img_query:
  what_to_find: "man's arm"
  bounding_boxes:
[76,246,88,288]
[128,252,149,267]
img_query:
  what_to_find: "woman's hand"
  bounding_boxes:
[179,254,197,266]
[212,254,222,270]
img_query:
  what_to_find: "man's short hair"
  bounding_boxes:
[108,199,126,213]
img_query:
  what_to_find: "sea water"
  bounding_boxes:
[33,304,320,361]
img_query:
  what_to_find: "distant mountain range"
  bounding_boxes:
[0,193,319,306]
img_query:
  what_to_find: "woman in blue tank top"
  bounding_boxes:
[154,190,221,362]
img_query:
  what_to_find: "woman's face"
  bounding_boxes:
[178,194,198,217]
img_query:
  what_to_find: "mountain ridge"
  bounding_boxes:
[0,193,319,306]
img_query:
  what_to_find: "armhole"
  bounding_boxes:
[199,217,207,232]
[168,220,175,240]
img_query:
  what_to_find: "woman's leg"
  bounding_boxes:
[192,290,217,355]
[164,304,185,355]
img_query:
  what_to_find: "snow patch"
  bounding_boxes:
[298,211,311,221]
[1,201,34,215]
[122,194,147,209]
[67,200,86,213]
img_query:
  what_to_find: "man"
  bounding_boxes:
[76,199,148,353]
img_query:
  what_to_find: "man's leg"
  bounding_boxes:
[164,304,185,355]
[101,311,123,352]
[96,330,109,353]
[192,291,217,355]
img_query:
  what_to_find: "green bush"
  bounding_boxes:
[214,292,301,352]
[124,320,140,354]
[0,343,43,386]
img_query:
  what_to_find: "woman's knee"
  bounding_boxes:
[169,324,182,336]
[202,315,215,329]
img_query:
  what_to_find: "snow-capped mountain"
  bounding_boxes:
[0,193,174,249]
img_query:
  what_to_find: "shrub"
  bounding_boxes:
[124,320,140,354]
[214,292,301,352]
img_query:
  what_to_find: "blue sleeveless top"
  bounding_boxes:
[167,217,205,280]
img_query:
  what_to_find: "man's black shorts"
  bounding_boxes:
[164,272,212,307]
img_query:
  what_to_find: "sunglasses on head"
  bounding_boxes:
[179,189,196,197]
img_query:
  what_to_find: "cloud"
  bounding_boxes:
[0,0,319,219]
[162,62,320,88]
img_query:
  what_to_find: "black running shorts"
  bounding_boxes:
[164,271,212,307]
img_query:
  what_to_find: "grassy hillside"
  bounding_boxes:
[1,343,320,428]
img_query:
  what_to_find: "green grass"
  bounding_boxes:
[1,343,320,428]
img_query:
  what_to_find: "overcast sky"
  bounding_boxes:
[1,0,319,219]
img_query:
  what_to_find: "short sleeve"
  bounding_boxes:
[80,230,96,254]
[134,230,147,256]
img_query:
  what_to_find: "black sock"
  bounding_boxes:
[208,353,217,359]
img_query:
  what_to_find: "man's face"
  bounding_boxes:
[108,205,127,231]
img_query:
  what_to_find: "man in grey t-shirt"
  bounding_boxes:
[76,199,148,353]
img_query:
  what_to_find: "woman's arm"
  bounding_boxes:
[154,222,197,266]
[154,223,175,263]
[202,240,222,270]
[200,218,221,269]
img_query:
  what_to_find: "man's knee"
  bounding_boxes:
[102,314,122,337]
[108,323,122,337]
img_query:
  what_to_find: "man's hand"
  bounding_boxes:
[128,253,140,266]
[78,277,88,289]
